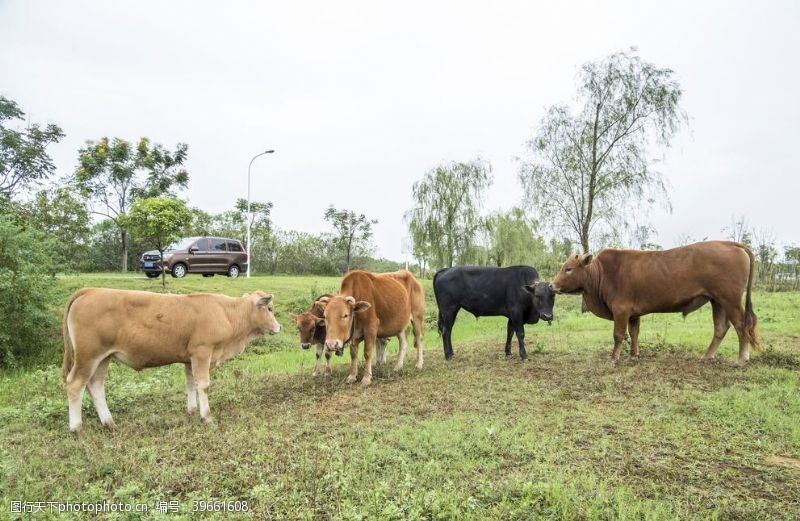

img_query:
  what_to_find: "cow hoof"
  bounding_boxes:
[520,357,529,362]
[393,363,403,371]
[505,352,513,358]
[346,375,357,384]
[445,353,454,361]
[102,419,116,430]
[70,424,83,436]
[415,362,424,370]
[361,377,372,386]
[187,407,198,416]
[313,371,319,377]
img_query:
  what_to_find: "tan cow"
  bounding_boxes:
[550,240,761,363]
[61,288,281,432]
[317,270,425,385]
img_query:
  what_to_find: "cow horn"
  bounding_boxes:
[345,296,356,305]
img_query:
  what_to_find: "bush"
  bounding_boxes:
[0,212,57,367]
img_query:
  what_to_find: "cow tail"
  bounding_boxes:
[739,244,763,352]
[61,290,83,382]
[433,268,445,335]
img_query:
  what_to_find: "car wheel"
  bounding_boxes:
[145,272,160,279]
[171,263,187,278]
[227,265,240,278]
[202,274,214,278]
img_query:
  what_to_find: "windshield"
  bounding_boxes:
[166,237,199,251]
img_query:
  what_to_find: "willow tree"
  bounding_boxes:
[519,49,685,253]
[406,158,492,269]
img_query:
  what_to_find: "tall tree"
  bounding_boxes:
[0,97,64,198]
[324,206,377,273]
[406,158,492,269]
[519,49,685,253]
[127,197,192,290]
[73,137,189,271]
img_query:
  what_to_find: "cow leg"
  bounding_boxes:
[361,333,377,386]
[725,303,750,364]
[86,357,114,429]
[325,350,333,376]
[184,363,198,414]
[394,328,409,371]
[514,320,528,361]
[191,354,214,424]
[703,301,729,360]
[313,344,324,377]
[611,313,630,361]
[504,319,514,357]
[346,341,359,384]
[628,317,641,358]
[411,308,424,370]
[65,357,101,434]
[440,307,459,360]
[376,338,387,366]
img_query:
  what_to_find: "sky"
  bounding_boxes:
[1,0,798,261]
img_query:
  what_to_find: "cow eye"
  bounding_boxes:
[565,268,573,274]
[342,314,348,319]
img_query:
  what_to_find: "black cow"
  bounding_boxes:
[433,265,555,361]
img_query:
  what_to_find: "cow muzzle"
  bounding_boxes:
[541,314,553,324]
[325,340,344,356]
[301,342,311,350]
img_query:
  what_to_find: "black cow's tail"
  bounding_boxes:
[433,268,447,335]
[738,243,763,352]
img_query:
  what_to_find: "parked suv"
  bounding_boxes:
[140,236,249,279]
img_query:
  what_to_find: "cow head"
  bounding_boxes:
[551,254,593,294]
[248,291,282,334]
[316,295,371,355]
[523,281,555,323]
[289,311,324,349]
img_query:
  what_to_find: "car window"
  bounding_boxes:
[193,239,210,251]
[168,237,200,251]
[209,238,227,252]
[226,241,243,252]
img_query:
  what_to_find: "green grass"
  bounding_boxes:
[1,273,799,520]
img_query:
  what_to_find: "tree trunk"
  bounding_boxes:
[121,229,128,272]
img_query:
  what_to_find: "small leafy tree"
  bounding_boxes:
[74,137,189,272]
[0,213,57,366]
[18,186,90,271]
[485,207,547,267]
[0,96,64,197]
[127,197,192,289]
[406,158,492,269]
[519,49,685,253]
[324,206,377,273]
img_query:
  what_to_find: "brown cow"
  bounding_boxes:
[62,288,281,432]
[317,270,425,385]
[289,296,406,376]
[550,241,761,363]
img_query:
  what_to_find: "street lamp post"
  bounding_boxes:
[247,149,274,278]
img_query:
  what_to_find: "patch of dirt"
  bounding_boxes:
[766,456,800,472]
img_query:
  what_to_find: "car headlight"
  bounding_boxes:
[162,253,173,260]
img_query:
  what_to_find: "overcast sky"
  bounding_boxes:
[2,0,798,261]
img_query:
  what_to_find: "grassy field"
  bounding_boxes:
[1,273,799,520]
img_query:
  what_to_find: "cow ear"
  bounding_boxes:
[522,284,536,295]
[317,296,330,304]
[315,299,328,310]
[344,296,356,305]
[581,254,593,266]
[316,318,326,327]
[289,312,298,321]
[257,294,273,307]
[354,301,371,312]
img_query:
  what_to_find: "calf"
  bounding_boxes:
[318,270,425,385]
[289,294,336,376]
[434,265,555,360]
[550,240,762,363]
[62,288,281,432]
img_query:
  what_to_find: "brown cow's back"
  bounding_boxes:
[588,241,750,317]
[341,270,414,337]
